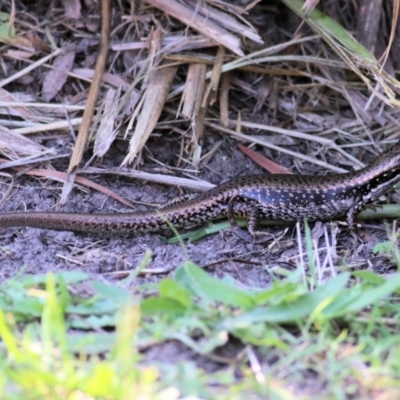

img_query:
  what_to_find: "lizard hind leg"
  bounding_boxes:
[227,195,254,243]
[227,196,272,244]
[346,204,365,242]
[346,207,357,234]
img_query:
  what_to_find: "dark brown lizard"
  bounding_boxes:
[1,140,400,240]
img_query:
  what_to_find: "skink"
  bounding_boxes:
[1,141,400,240]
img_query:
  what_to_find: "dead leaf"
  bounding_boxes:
[145,0,245,56]
[63,0,82,19]
[122,64,178,165]
[93,88,121,157]
[72,68,132,91]
[181,63,207,119]
[0,126,54,160]
[238,144,292,174]
[0,87,37,119]
[42,50,75,101]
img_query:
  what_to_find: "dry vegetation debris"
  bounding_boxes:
[0,1,399,179]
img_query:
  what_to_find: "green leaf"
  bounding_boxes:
[232,324,289,349]
[320,274,400,319]
[372,241,393,255]
[67,300,117,316]
[352,270,386,285]
[345,274,400,314]
[251,279,307,306]
[0,13,15,41]
[71,314,116,329]
[66,333,116,354]
[303,219,316,286]
[170,331,228,355]
[141,298,188,317]
[221,273,350,328]
[7,298,44,318]
[57,275,72,311]
[91,281,135,305]
[175,262,255,309]
[281,0,374,61]
[316,287,363,319]
[159,279,192,308]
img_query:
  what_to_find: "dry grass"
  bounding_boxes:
[1,0,399,201]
